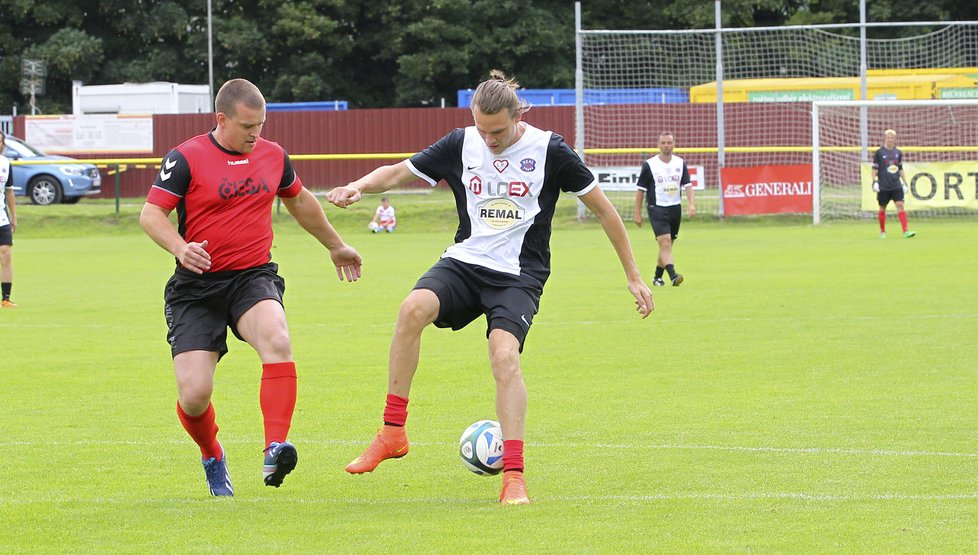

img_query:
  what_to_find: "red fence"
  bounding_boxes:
[12,103,816,199]
[12,107,576,198]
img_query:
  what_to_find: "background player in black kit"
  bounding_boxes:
[327,70,653,505]
[140,78,362,497]
[872,129,915,239]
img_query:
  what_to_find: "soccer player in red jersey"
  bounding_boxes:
[327,70,653,505]
[140,78,362,496]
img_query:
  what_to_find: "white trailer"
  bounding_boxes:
[72,81,210,115]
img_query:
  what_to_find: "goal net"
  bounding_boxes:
[813,99,978,223]
[578,22,978,220]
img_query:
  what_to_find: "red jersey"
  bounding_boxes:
[147,132,302,272]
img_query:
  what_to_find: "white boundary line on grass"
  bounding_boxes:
[2,311,977,330]
[2,438,976,458]
[2,492,977,505]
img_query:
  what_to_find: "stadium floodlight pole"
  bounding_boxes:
[574,2,584,163]
[715,0,725,216]
[207,0,214,112]
[859,0,868,162]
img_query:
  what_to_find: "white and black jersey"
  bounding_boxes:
[406,123,595,285]
[0,154,11,227]
[637,154,691,208]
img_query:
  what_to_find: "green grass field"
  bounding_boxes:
[2,193,976,552]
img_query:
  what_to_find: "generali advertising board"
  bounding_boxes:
[721,164,813,215]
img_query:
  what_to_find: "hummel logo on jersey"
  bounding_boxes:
[159,158,177,180]
[227,159,250,166]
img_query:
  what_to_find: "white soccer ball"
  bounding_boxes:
[459,419,504,475]
[368,221,380,232]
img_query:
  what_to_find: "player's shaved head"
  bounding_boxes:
[215,78,265,118]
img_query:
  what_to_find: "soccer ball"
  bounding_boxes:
[459,420,504,475]
[368,221,380,232]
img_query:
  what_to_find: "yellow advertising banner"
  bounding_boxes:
[860,161,978,211]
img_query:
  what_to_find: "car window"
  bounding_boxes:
[6,138,44,158]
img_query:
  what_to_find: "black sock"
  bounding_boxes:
[665,265,677,279]
[1,282,10,301]
[654,266,664,279]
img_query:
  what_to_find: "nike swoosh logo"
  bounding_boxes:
[160,157,176,180]
[520,314,530,328]
[466,165,478,171]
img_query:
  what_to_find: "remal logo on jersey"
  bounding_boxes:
[479,198,525,230]
[520,158,536,172]
[218,176,271,200]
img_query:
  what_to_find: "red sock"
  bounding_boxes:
[383,394,409,427]
[898,211,909,232]
[878,210,886,232]
[502,439,525,473]
[176,401,222,460]
[261,361,297,449]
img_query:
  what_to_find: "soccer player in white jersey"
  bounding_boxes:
[633,132,695,286]
[0,131,17,308]
[326,70,654,505]
[369,196,396,232]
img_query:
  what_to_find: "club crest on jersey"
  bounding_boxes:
[520,158,536,172]
[492,159,509,173]
[219,176,271,200]
[479,198,525,230]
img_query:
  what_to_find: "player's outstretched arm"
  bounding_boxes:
[579,187,654,319]
[282,187,362,282]
[326,162,417,209]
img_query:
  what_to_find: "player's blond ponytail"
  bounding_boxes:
[470,70,529,117]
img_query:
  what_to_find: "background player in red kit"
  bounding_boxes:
[140,78,362,497]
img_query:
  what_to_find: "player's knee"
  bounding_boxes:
[488,337,521,382]
[178,388,213,414]
[490,351,521,382]
[397,294,437,330]
[262,329,293,359]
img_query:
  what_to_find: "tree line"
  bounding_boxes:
[0,0,970,114]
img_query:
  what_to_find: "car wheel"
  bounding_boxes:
[28,175,64,206]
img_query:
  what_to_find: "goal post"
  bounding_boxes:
[811,99,978,224]
[577,11,978,222]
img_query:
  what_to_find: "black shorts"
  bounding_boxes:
[877,188,905,206]
[648,204,682,240]
[163,262,285,359]
[414,257,542,352]
[0,225,11,247]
